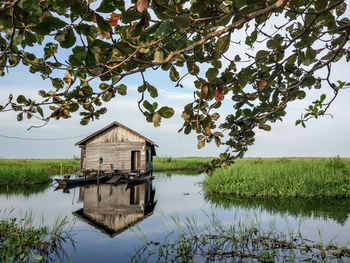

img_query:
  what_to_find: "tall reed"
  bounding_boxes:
[153,157,212,171]
[0,158,80,186]
[0,209,74,262]
[203,157,350,198]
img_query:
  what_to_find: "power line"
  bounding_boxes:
[0,133,91,141]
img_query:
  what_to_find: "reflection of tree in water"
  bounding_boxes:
[74,181,156,237]
[0,182,50,197]
[205,194,350,225]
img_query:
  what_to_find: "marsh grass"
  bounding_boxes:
[154,157,213,171]
[130,214,350,262]
[0,159,80,186]
[0,209,74,262]
[203,157,350,198]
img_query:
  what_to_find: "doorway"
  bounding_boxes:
[131,151,141,171]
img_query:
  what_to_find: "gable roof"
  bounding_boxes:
[75,121,157,146]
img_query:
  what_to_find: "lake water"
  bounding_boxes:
[1,172,350,262]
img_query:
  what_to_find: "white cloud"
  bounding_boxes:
[159,89,193,100]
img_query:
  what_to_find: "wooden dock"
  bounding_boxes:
[106,175,123,184]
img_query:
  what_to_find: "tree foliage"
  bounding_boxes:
[0,0,349,170]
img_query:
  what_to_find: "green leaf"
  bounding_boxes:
[16,95,26,104]
[184,125,191,134]
[155,20,175,38]
[24,31,37,47]
[256,50,269,59]
[17,112,23,121]
[51,78,64,90]
[259,124,271,131]
[147,84,158,98]
[297,90,306,99]
[138,84,147,92]
[69,46,87,65]
[19,0,41,15]
[169,66,179,82]
[36,106,43,117]
[305,13,316,26]
[173,14,191,26]
[116,84,127,95]
[44,43,58,60]
[102,91,113,102]
[66,103,79,112]
[215,34,230,53]
[206,68,219,81]
[121,8,143,23]
[320,94,326,102]
[306,47,316,60]
[215,14,233,26]
[99,83,109,90]
[55,28,76,49]
[242,108,251,117]
[187,61,199,75]
[32,17,67,35]
[315,0,328,12]
[143,100,154,112]
[95,14,112,32]
[96,0,123,12]
[85,51,96,67]
[80,117,90,125]
[152,102,158,111]
[158,106,174,118]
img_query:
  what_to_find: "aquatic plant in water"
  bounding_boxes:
[130,214,350,262]
[0,209,74,262]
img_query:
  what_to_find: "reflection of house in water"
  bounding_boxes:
[74,181,156,237]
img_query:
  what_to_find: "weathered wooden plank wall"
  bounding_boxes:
[84,126,148,171]
[86,142,146,171]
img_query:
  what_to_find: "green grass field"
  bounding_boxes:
[1,157,350,198]
[0,159,80,186]
[203,157,350,198]
[0,157,204,186]
[153,157,212,171]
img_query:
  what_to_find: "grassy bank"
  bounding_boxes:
[153,157,212,171]
[0,211,73,262]
[0,159,79,186]
[203,157,350,198]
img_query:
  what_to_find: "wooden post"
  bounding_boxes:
[97,156,103,185]
[97,163,100,185]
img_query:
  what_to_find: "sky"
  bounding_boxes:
[0,5,349,159]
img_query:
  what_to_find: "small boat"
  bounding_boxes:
[55,175,109,186]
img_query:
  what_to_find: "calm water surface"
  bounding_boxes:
[1,172,350,262]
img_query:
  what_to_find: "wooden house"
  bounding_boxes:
[75,121,157,173]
